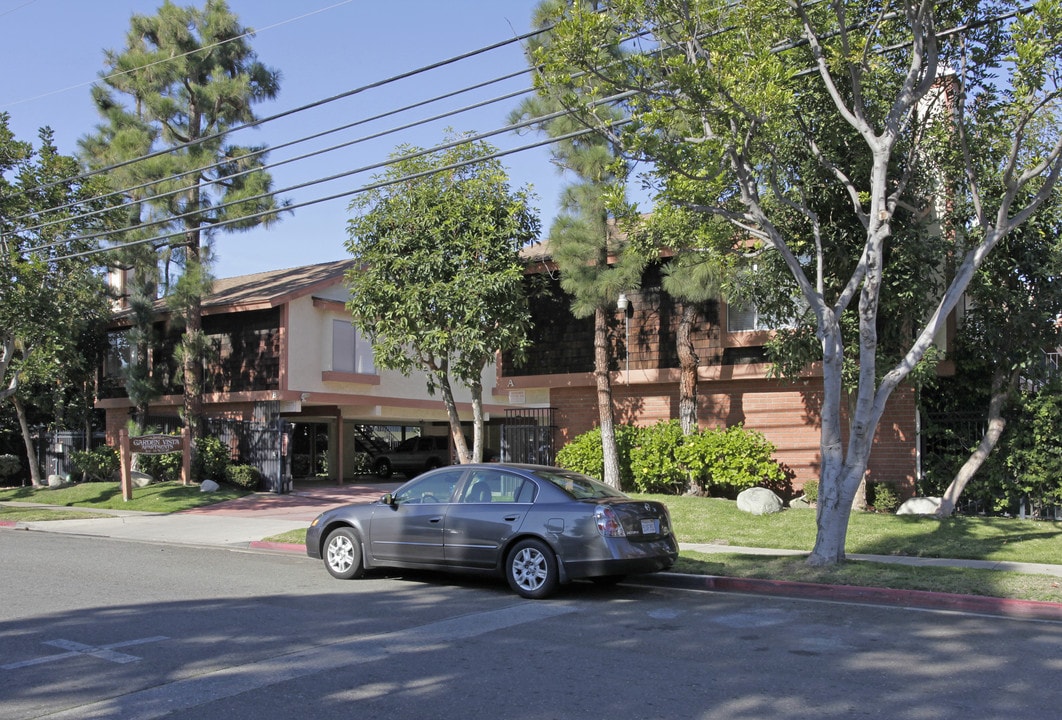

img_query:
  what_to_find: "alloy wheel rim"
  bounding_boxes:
[328,537,354,572]
[514,547,547,590]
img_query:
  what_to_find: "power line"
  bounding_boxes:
[3,21,549,201]
[51,120,631,263]
[17,67,535,237]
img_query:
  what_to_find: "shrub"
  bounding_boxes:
[225,464,262,490]
[351,451,373,476]
[869,482,901,513]
[676,424,785,497]
[69,446,120,482]
[193,436,232,481]
[136,446,182,482]
[628,420,690,493]
[0,454,22,483]
[555,425,638,489]
[802,479,819,504]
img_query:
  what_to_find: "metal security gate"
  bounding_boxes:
[501,408,556,465]
[205,410,292,494]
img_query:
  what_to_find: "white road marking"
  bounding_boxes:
[35,603,575,720]
[2,636,169,670]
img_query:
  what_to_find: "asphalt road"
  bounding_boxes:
[2,532,1061,720]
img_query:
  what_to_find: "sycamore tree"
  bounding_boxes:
[344,134,539,463]
[1,115,113,485]
[935,191,1062,516]
[85,0,286,439]
[538,0,1062,564]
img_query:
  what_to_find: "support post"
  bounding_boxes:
[119,428,133,502]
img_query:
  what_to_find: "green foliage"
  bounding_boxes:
[868,483,901,514]
[0,454,20,479]
[559,422,785,496]
[351,451,373,476]
[81,0,285,436]
[556,425,638,489]
[69,446,120,482]
[802,479,819,504]
[136,451,182,483]
[999,382,1062,515]
[628,420,689,493]
[224,464,262,490]
[677,425,786,497]
[1,115,115,487]
[924,377,1062,517]
[192,436,231,481]
[345,132,538,389]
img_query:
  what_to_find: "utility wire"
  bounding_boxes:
[51,120,631,263]
[5,22,550,200]
[43,87,638,252]
[17,67,535,236]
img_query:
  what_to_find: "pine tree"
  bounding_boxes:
[85,0,286,438]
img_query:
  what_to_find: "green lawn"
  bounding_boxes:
[0,481,249,514]
[654,494,1062,566]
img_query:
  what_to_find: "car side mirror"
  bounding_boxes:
[380,493,395,506]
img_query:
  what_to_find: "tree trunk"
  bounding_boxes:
[809,317,858,565]
[595,305,621,488]
[435,365,471,464]
[937,366,1014,517]
[13,395,42,487]
[469,374,485,463]
[677,304,700,436]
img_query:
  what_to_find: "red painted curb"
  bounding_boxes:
[0,520,16,528]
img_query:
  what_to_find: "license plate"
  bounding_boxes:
[641,518,660,535]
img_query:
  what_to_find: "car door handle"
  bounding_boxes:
[429,516,443,523]
[504,514,521,522]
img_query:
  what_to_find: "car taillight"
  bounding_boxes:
[595,506,626,537]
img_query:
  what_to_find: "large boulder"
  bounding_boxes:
[131,471,154,488]
[200,479,220,493]
[896,496,942,515]
[737,487,784,515]
[47,474,69,488]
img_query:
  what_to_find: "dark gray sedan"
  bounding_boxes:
[305,464,679,599]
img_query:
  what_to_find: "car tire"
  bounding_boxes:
[324,527,365,580]
[374,459,392,479]
[506,538,558,599]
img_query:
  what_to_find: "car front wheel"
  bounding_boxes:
[324,527,365,579]
[506,538,558,599]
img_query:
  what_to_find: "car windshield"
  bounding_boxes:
[535,469,628,500]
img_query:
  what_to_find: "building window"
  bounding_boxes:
[104,331,131,378]
[727,302,770,332]
[332,320,374,374]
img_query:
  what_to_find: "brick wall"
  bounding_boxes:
[552,378,917,495]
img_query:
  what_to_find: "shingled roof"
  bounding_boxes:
[203,258,358,311]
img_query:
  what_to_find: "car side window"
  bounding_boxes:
[458,470,536,503]
[394,469,461,504]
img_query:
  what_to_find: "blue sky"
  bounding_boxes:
[0,0,592,279]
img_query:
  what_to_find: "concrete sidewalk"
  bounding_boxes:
[4,485,1062,620]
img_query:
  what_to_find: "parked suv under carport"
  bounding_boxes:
[373,436,452,478]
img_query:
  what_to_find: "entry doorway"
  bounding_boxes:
[291,422,329,478]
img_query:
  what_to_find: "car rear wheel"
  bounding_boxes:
[324,527,365,579]
[374,459,392,478]
[506,538,558,599]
